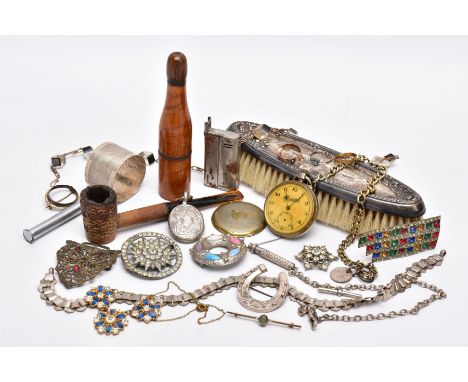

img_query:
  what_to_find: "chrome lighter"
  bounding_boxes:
[204,117,241,191]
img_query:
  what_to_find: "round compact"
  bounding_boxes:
[211,201,266,237]
[190,234,247,268]
[121,232,182,279]
[168,196,205,243]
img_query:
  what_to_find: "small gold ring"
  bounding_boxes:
[45,184,79,210]
[335,152,359,165]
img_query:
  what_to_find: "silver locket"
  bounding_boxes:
[168,193,205,243]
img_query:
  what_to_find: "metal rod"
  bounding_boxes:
[318,287,362,300]
[227,311,257,320]
[256,237,283,246]
[227,311,301,329]
[250,287,273,298]
[23,203,82,244]
[268,319,301,329]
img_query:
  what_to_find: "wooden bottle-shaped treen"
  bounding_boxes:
[158,52,192,201]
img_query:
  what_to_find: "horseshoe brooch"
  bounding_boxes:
[237,264,289,313]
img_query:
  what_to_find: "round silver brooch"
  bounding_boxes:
[168,202,204,243]
[190,234,247,268]
[121,232,182,279]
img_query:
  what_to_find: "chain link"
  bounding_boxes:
[312,153,388,282]
[290,267,385,293]
[317,280,446,323]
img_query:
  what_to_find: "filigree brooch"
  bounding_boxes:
[55,241,120,288]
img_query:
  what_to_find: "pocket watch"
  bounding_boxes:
[263,176,318,238]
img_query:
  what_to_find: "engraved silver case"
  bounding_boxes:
[168,203,205,243]
[204,117,241,191]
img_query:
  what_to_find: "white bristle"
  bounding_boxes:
[239,151,417,232]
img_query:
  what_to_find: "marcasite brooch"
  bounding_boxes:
[295,245,337,271]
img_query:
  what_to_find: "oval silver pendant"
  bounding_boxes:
[168,201,204,244]
[330,267,353,283]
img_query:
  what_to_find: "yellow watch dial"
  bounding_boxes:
[264,180,318,238]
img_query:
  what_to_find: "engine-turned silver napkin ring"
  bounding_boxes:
[85,142,154,203]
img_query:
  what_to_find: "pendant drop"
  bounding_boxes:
[168,193,205,243]
[330,267,353,283]
[356,267,377,283]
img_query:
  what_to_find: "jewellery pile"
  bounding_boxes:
[38,250,447,335]
[27,51,446,341]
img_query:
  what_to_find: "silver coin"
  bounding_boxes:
[168,203,204,243]
[330,267,353,283]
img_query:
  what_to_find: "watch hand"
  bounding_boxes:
[286,193,305,209]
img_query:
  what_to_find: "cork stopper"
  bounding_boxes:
[166,52,187,86]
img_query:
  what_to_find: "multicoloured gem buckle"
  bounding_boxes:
[358,216,441,262]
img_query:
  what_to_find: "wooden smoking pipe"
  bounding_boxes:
[80,185,244,245]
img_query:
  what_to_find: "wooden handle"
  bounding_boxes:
[117,190,244,229]
[117,203,170,229]
[166,52,187,86]
[158,51,192,201]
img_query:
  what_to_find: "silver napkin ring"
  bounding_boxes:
[85,142,151,203]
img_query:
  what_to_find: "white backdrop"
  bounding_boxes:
[1,36,467,346]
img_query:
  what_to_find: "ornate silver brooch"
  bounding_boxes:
[190,234,247,268]
[295,245,337,271]
[121,232,182,279]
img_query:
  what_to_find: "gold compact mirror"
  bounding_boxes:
[211,201,266,237]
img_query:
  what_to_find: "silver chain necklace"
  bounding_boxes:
[38,250,447,331]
